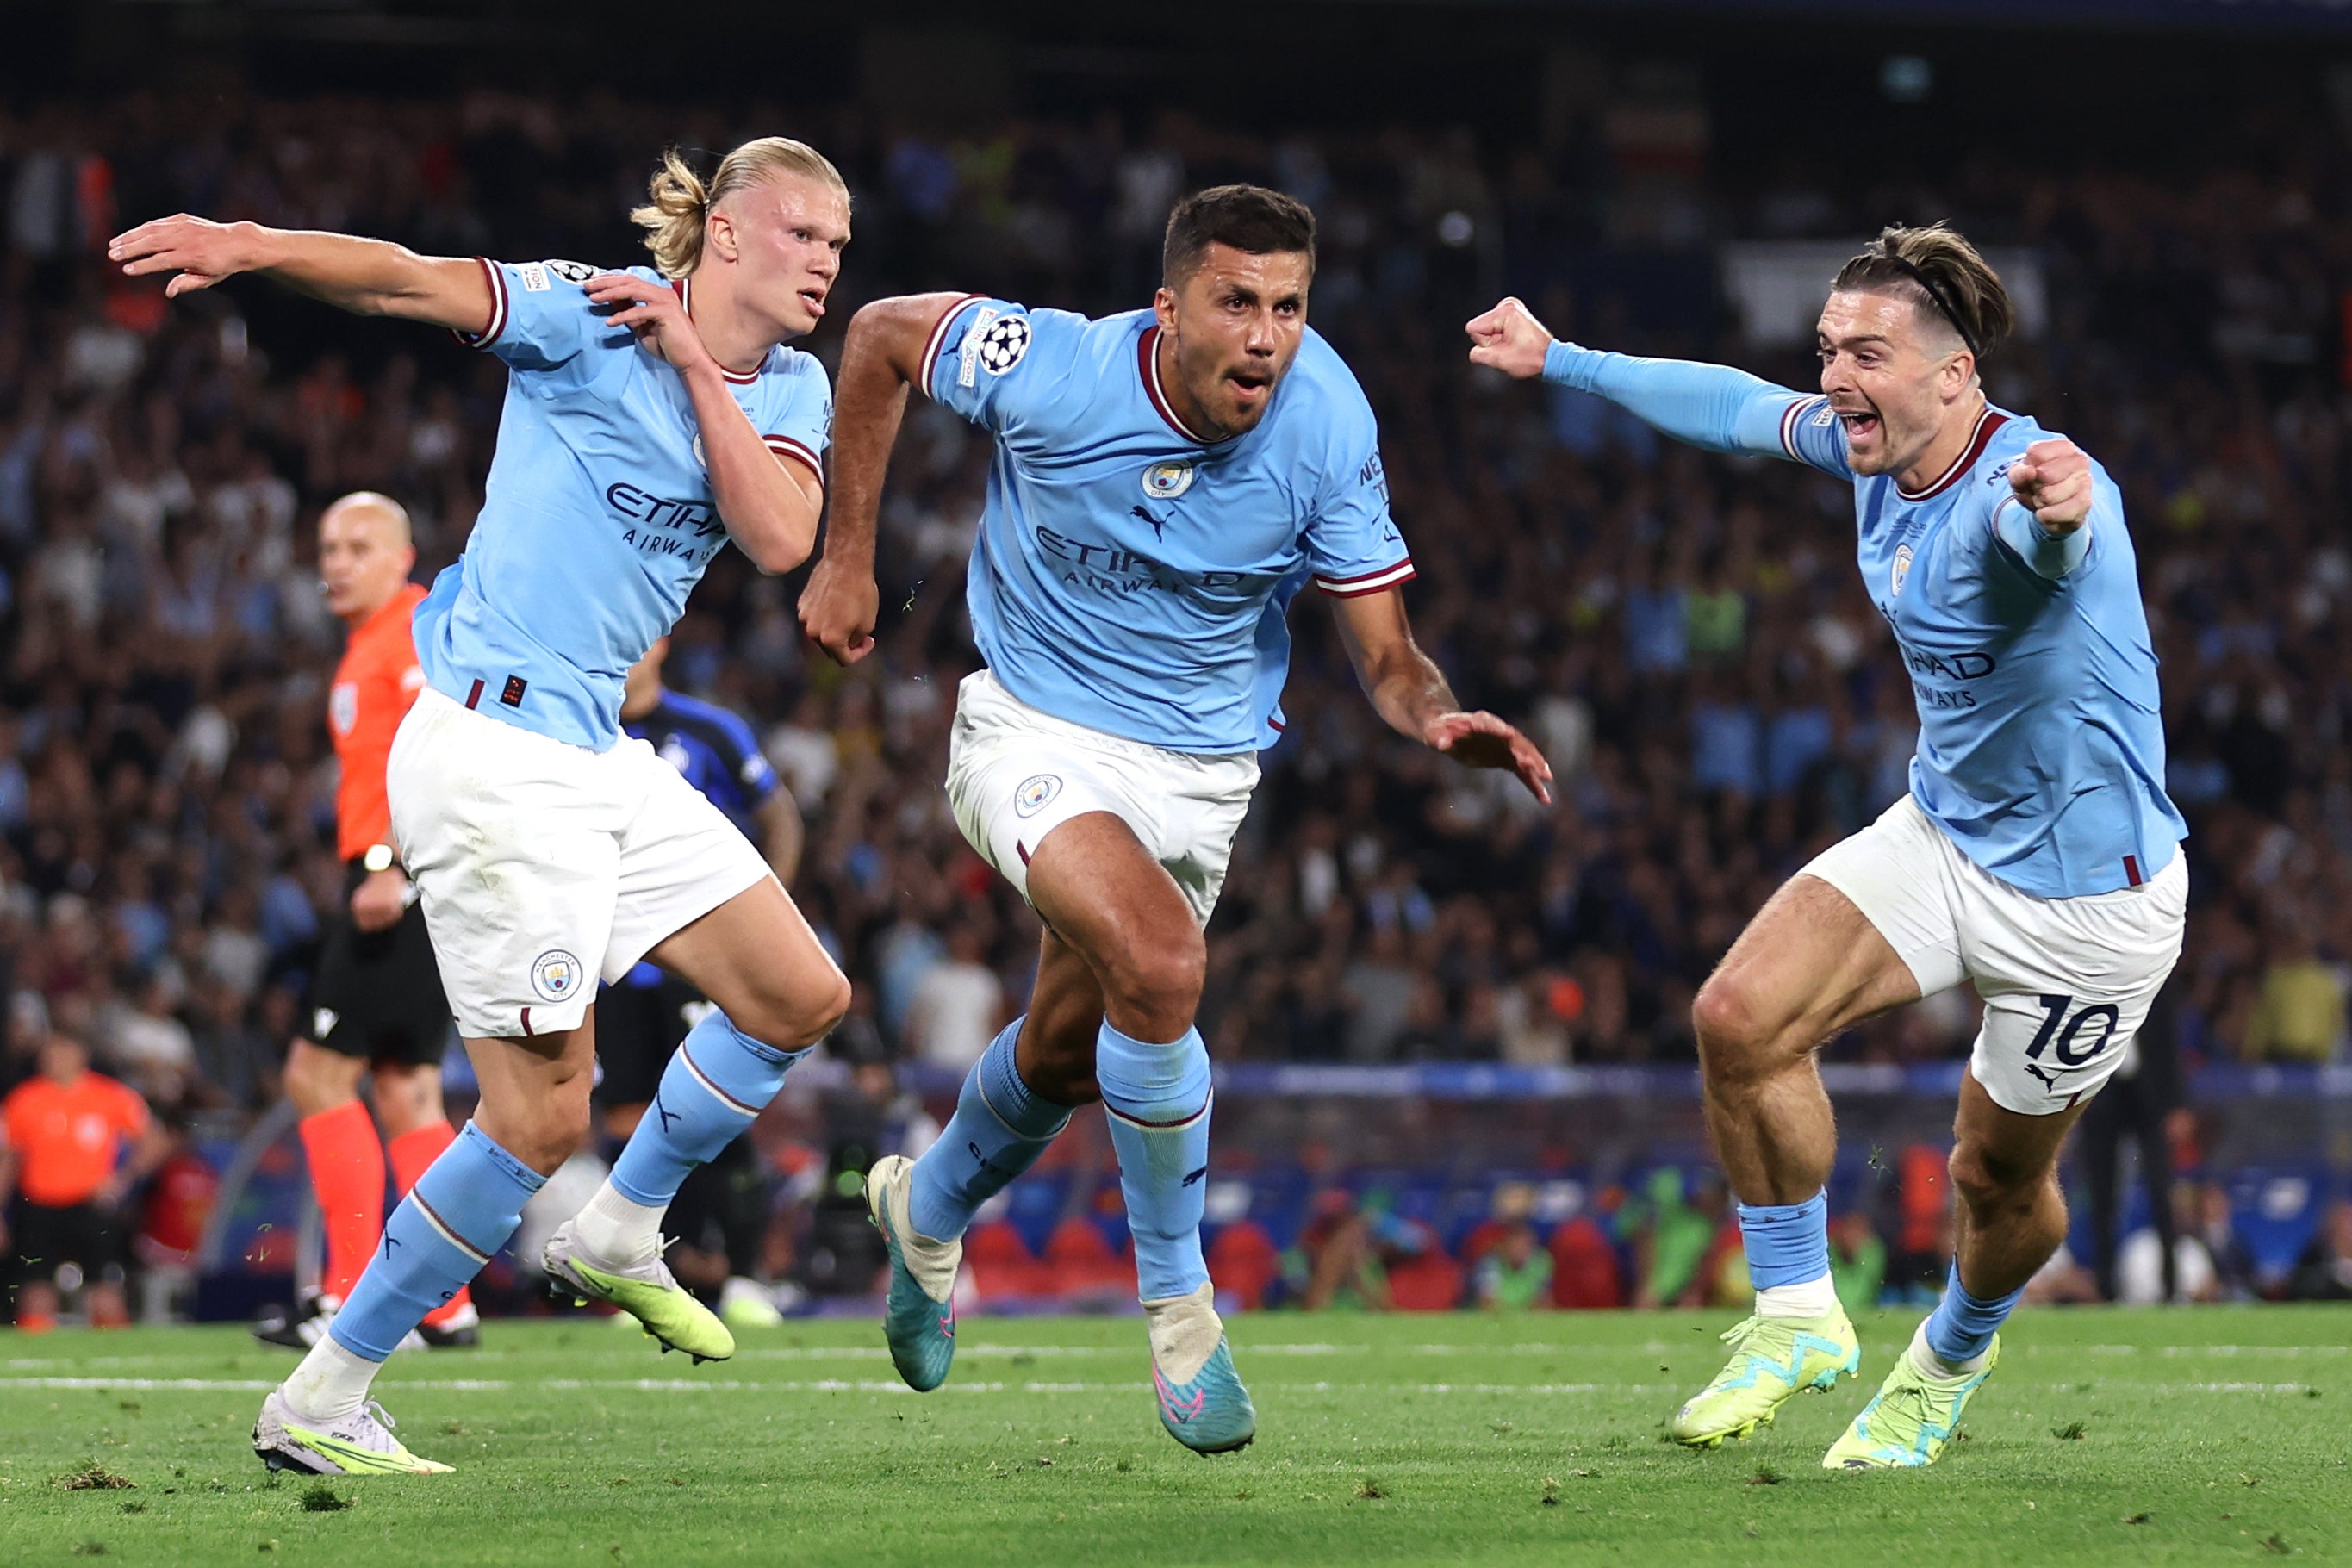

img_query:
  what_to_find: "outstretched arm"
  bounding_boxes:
[1331,588,1552,805]
[797,291,971,664]
[1466,296,1805,459]
[109,215,493,334]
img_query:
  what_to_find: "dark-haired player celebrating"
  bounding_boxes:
[1469,225,2187,1469]
[801,186,1551,1453]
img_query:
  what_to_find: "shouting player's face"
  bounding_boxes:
[1815,289,1976,480]
[712,173,849,339]
[1155,244,1312,440]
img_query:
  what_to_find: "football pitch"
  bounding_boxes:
[3,1306,2346,1567]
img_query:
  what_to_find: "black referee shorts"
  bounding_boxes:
[9,1200,125,1286]
[306,862,454,1067]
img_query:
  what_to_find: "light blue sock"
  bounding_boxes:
[610,1009,810,1206]
[1924,1260,2023,1366]
[1095,1020,1212,1302]
[328,1121,544,1361]
[1737,1192,1831,1287]
[908,1019,1072,1242]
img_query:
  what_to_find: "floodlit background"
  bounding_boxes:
[3,0,2349,1324]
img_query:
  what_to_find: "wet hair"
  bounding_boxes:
[1832,222,2013,359]
[630,138,848,279]
[1161,184,1316,286]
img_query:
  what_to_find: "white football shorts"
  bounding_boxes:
[1803,793,2187,1117]
[387,685,772,1040]
[946,669,1258,929]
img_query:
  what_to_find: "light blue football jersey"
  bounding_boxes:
[1778,395,2186,898]
[418,261,832,750]
[1541,342,2187,899]
[923,297,1413,754]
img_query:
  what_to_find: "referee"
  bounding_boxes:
[255,493,473,1350]
[594,634,802,1328]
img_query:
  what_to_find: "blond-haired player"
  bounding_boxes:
[114,137,852,1477]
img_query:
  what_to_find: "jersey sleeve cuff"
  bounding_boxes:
[1316,560,1416,598]
[450,257,508,351]
[915,295,989,400]
[1777,394,1824,460]
[764,433,825,489]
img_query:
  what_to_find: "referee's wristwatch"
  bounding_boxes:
[362,843,397,874]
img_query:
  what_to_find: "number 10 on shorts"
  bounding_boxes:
[2024,993,2119,1067]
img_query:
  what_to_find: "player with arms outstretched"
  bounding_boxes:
[111,137,853,1477]
[1468,225,2187,1468]
[800,185,1551,1453]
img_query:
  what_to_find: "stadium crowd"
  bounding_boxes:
[2,87,2350,1312]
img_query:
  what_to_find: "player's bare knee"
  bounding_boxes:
[1948,1141,2045,1216]
[509,1098,592,1174]
[1691,975,1786,1083]
[730,964,851,1052]
[1101,928,1204,1036]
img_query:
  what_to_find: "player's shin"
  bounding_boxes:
[386,1121,473,1329]
[907,1019,1072,1243]
[289,1121,544,1419]
[588,1009,809,1265]
[1096,1021,1214,1306]
[1740,1190,1838,1317]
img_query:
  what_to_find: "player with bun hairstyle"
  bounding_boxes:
[111,138,853,1477]
[1470,223,2187,1469]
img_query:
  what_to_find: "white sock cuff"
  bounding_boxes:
[574,1179,667,1266]
[1754,1272,1839,1319]
[284,1335,379,1423]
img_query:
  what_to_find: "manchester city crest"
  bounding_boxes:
[531,949,582,1003]
[1892,544,1914,598]
[1142,460,1196,500]
[1014,775,1063,818]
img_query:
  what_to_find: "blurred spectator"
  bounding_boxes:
[1292,1189,1390,1310]
[0,1027,169,1328]
[2287,1198,2352,1302]
[1621,1168,1715,1309]
[2240,925,2344,1063]
[1547,1215,1623,1309]
[2192,1180,2260,1302]
[1829,1210,1887,1317]
[903,918,1004,1073]
[1473,1219,1553,1310]
[2118,1182,2218,1304]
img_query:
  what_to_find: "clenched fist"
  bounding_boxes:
[1464,296,1557,380]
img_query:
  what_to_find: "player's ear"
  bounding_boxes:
[706,205,739,264]
[1152,283,1179,333]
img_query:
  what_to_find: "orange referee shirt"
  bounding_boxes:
[2,1070,150,1207]
[329,582,429,862]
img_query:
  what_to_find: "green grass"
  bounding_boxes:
[2,1305,2346,1566]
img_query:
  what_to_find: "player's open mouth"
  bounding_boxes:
[798,289,826,318]
[1227,375,1270,401]
[1839,410,1880,440]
